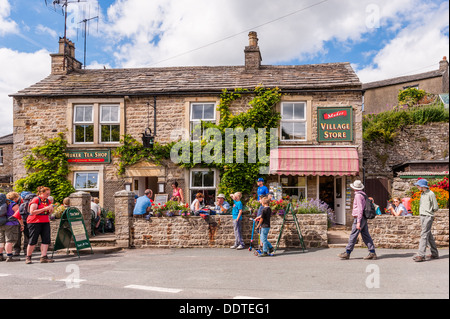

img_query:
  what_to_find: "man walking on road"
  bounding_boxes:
[413,179,440,262]
[338,180,377,260]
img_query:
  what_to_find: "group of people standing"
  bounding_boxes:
[0,186,55,264]
[338,178,440,262]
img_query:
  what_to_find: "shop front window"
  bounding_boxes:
[281,175,307,200]
[74,172,99,191]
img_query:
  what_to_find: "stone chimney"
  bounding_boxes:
[50,37,82,75]
[440,56,449,93]
[244,31,262,70]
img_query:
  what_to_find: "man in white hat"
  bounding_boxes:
[413,179,439,262]
[214,194,230,215]
[338,180,377,260]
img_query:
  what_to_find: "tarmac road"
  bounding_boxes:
[0,247,448,301]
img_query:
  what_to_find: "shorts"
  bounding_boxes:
[28,222,51,246]
[0,225,19,244]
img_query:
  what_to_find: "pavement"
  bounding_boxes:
[0,247,448,302]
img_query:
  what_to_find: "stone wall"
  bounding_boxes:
[367,209,449,249]
[364,122,449,178]
[129,214,328,249]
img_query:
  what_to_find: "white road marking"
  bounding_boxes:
[233,296,262,299]
[0,274,11,277]
[124,284,182,294]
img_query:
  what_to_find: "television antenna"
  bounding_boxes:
[78,4,99,69]
[45,0,86,70]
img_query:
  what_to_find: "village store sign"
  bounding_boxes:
[66,150,111,164]
[317,107,353,142]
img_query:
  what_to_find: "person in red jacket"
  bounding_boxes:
[25,186,54,264]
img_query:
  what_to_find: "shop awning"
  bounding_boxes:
[269,147,360,176]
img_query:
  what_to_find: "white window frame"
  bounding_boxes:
[190,103,216,141]
[99,104,121,143]
[73,104,94,144]
[189,168,217,205]
[280,102,307,142]
[73,171,100,192]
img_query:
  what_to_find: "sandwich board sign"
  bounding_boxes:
[52,207,93,258]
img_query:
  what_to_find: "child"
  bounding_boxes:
[256,197,274,257]
[230,192,244,250]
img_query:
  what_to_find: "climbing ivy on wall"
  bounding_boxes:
[14,133,76,203]
[114,86,282,199]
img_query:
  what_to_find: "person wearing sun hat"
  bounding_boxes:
[413,178,439,262]
[338,180,377,260]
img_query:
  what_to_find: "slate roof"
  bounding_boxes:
[0,133,13,145]
[11,63,361,97]
[362,69,443,90]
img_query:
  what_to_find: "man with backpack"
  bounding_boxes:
[338,180,377,260]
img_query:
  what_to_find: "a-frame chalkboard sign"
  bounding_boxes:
[52,207,93,258]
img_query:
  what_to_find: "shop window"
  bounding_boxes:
[190,103,216,141]
[190,169,216,206]
[74,105,94,143]
[74,172,99,191]
[100,105,120,143]
[280,175,307,200]
[280,102,307,141]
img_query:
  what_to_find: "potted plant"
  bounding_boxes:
[152,203,164,217]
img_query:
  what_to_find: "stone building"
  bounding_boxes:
[0,133,13,191]
[10,32,363,226]
[362,57,449,114]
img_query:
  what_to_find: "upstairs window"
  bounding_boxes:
[74,105,94,143]
[280,102,307,141]
[190,103,216,141]
[100,105,120,143]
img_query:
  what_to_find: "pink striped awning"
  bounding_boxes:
[269,147,359,176]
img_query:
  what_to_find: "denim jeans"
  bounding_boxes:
[260,227,273,253]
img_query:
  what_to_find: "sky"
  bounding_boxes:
[0,0,448,137]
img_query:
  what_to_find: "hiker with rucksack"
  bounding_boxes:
[0,192,22,262]
[338,180,377,260]
[25,186,54,264]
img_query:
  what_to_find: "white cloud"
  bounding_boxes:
[357,1,449,82]
[0,48,50,137]
[0,0,18,36]
[36,24,58,38]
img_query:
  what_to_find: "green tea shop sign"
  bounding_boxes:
[65,150,111,164]
[317,107,353,142]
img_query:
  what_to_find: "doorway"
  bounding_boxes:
[334,176,346,225]
[132,176,158,199]
[319,176,346,225]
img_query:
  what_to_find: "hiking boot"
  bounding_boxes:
[40,255,54,263]
[25,256,32,264]
[413,255,426,262]
[6,256,20,262]
[426,254,439,260]
[338,252,350,260]
[364,253,377,260]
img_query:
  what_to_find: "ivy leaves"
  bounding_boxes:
[14,133,75,203]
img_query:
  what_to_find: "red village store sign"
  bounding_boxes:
[317,107,353,142]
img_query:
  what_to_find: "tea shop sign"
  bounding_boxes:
[65,150,111,164]
[317,107,353,142]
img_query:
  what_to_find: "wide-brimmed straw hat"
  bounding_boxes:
[350,180,365,190]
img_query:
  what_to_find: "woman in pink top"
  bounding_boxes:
[170,181,184,203]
